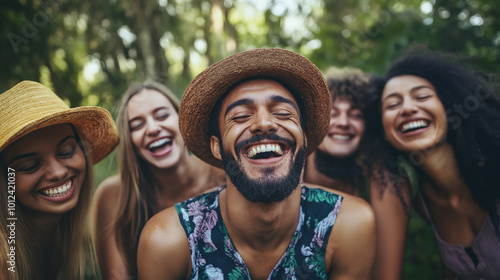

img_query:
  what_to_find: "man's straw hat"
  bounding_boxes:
[0,81,118,163]
[179,48,331,167]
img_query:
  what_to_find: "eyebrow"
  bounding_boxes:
[7,135,76,164]
[411,85,434,93]
[382,93,399,103]
[269,95,298,112]
[58,135,75,146]
[331,104,360,111]
[224,98,254,117]
[224,95,298,118]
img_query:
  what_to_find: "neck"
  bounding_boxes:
[304,153,360,195]
[24,210,62,243]
[148,150,215,212]
[23,209,63,272]
[220,182,301,250]
[417,142,468,198]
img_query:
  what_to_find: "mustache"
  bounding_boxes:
[234,133,296,155]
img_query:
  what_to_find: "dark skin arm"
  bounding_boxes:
[370,170,412,280]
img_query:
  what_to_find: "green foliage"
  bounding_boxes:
[404,209,444,279]
[310,0,500,75]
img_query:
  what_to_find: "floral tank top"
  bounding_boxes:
[175,185,343,280]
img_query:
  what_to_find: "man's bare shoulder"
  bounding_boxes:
[303,182,375,238]
[141,206,186,245]
[337,194,375,227]
[137,206,191,279]
[310,183,376,279]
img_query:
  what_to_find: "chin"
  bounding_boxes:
[37,201,79,216]
[330,149,354,158]
[157,158,182,170]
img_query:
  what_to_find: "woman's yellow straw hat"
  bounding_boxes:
[0,81,119,163]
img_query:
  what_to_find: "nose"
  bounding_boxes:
[44,158,69,181]
[333,112,349,128]
[146,118,161,136]
[249,109,278,134]
[401,98,418,116]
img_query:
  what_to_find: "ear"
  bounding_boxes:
[210,135,222,160]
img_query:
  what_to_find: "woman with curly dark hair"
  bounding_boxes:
[304,67,412,280]
[379,51,500,279]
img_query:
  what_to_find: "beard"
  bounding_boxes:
[219,134,306,203]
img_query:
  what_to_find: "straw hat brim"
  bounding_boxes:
[0,106,118,164]
[179,48,331,167]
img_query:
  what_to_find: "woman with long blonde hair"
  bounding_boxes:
[0,81,118,279]
[93,81,225,279]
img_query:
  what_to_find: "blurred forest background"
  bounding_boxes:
[1,0,499,278]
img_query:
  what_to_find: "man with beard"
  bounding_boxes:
[303,67,412,280]
[137,48,376,279]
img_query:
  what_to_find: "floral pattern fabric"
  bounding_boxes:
[175,186,343,280]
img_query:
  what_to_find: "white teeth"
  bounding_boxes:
[41,180,72,197]
[148,138,171,149]
[402,120,428,132]
[247,144,283,158]
[332,134,350,141]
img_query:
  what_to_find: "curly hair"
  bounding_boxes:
[321,67,384,197]
[324,66,378,111]
[378,50,500,236]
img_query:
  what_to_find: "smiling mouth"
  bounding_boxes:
[401,120,430,133]
[40,180,73,197]
[330,134,352,141]
[246,143,284,160]
[147,137,172,153]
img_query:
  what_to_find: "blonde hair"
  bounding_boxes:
[113,81,180,275]
[0,170,33,280]
[0,127,97,280]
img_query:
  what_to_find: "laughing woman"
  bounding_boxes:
[0,81,118,280]
[379,52,500,279]
[93,81,225,279]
